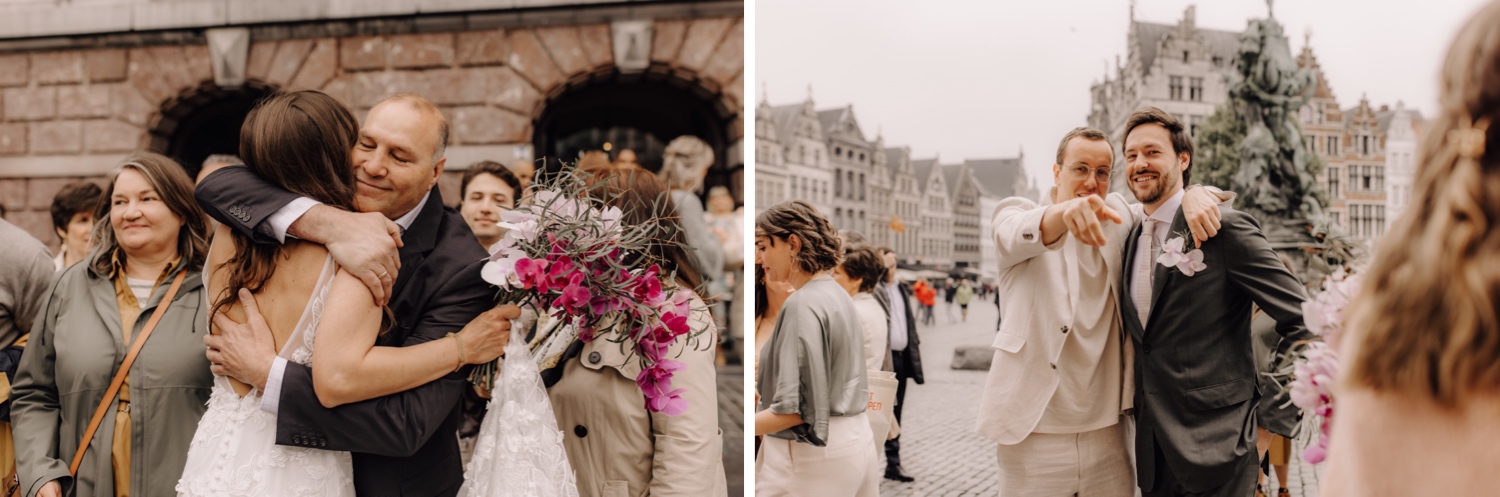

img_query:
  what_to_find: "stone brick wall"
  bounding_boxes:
[0,14,744,248]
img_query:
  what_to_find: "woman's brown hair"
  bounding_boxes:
[209,90,360,323]
[754,200,842,275]
[840,245,886,294]
[1343,0,1500,406]
[584,168,706,294]
[88,152,210,276]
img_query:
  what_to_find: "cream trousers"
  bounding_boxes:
[756,413,880,497]
[996,416,1136,496]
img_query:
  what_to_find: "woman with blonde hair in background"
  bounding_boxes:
[1322,2,1500,495]
[658,136,723,299]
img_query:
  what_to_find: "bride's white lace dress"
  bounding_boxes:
[177,256,355,496]
[459,324,579,497]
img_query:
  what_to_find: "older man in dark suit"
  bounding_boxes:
[1118,107,1314,497]
[872,246,923,482]
[196,94,516,497]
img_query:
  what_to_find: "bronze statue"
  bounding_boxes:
[1225,14,1323,222]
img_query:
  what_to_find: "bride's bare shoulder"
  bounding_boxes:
[204,229,331,295]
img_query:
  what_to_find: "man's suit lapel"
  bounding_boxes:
[1147,207,1187,316]
[1120,221,1146,343]
[390,186,445,299]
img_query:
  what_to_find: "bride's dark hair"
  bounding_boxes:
[209,90,360,323]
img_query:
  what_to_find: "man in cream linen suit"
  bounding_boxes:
[977,127,1230,496]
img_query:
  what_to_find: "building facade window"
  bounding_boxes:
[1329,167,1340,198]
[1169,76,1183,101]
[1328,136,1339,156]
[1190,77,1203,101]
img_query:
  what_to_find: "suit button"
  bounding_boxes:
[574,425,588,438]
[318,440,326,448]
[1050,363,1056,370]
[1060,326,1069,334]
[1143,345,1152,354]
[588,352,601,364]
[292,435,303,444]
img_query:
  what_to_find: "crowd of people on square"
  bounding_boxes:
[0,89,741,497]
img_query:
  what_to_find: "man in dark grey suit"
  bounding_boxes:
[197,94,517,497]
[1117,107,1313,497]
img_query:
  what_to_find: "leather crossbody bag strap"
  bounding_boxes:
[67,270,187,476]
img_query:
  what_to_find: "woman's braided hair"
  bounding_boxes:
[1343,0,1500,406]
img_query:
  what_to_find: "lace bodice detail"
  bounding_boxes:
[178,254,354,497]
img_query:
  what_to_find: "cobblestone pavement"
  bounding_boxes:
[880,301,1001,496]
[719,364,745,496]
[880,300,1325,497]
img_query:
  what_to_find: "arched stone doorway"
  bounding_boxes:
[148,80,277,178]
[533,71,734,183]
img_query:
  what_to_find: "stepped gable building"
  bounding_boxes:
[912,157,953,269]
[764,90,833,216]
[1089,6,1404,245]
[864,132,894,250]
[819,104,875,236]
[884,145,922,257]
[1340,96,1389,241]
[1088,5,1239,195]
[1378,102,1422,232]
[754,92,790,210]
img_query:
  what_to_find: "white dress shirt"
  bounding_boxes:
[260,192,431,414]
[883,281,908,351]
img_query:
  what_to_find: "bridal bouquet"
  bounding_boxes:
[1283,266,1362,464]
[472,170,704,415]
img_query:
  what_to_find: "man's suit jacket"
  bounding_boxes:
[197,167,493,497]
[1120,205,1313,493]
[977,193,1136,445]
[873,281,923,384]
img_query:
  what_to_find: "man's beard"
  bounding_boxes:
[1130,167,1177,205]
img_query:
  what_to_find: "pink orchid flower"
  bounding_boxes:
[512,258,548,290]
[1156,236,1207,276]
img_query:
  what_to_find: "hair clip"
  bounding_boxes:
[1451,116,1491,160]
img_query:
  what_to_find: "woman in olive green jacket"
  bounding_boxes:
[12,154,212,497]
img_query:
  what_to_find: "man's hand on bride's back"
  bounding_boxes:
[458,305,522,364]
[291,205,403,306]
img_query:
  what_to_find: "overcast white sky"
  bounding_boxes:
[753,0,1489,188]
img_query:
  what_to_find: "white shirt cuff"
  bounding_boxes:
[259,356,289,414]
[266,197,321,243]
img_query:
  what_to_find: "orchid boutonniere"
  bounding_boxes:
[1157,230,1207,276]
